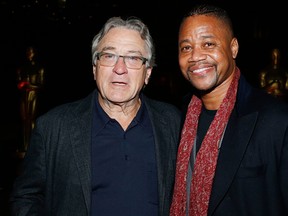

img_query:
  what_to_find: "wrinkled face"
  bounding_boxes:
[93,27,152,104]
[178,15,238,91]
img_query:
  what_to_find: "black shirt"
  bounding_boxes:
[91,93,159,216]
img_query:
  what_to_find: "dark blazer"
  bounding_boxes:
[10,90,182,216]
[183,75,288,216]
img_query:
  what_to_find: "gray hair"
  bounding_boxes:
[91,16,155,68]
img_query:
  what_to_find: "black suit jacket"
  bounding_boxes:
[183,75,288,216]
[10,90,182,216]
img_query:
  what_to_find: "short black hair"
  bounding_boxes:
[183,4,234,37]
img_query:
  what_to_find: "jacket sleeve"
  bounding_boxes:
[10,118,47,216]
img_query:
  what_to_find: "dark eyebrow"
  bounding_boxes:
[100,47,116,52]
[179,39,191,46]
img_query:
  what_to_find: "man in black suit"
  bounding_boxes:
[10,16,181,216]
[170,4,288,216]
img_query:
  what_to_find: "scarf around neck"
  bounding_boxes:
[170,68,240,216]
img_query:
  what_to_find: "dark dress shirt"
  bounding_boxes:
[91,95,158,216]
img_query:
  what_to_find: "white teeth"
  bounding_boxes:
[193,68,207,73]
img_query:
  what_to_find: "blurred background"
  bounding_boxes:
[0,0,287,215]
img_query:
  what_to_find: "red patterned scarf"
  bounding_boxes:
[170,68,240,216]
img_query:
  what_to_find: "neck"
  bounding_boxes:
[99,96,141,130]
[201,72,235,110]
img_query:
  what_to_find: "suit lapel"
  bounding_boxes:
[208,111,258,215]
[145,102,172,215]
[69,95,94,214]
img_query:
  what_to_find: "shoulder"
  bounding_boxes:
[239,86,288,132]
[260,96,288,118]
[237,74,288,115]
[143,95,181,116]
[36,91,94,123]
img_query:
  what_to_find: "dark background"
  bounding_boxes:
[0,0,287,215]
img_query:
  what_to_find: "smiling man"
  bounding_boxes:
[170,4,288,216]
